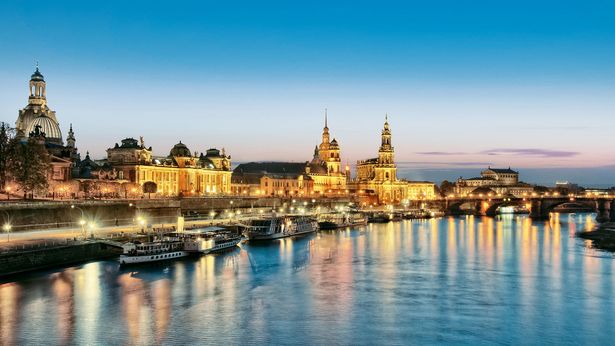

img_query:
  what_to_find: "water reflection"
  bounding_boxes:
[1,214,614,344]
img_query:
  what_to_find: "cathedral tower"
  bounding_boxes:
[317,109,341,174]
[378,114,394,165]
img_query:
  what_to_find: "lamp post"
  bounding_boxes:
[6,186,11,200]
[2,210,11,242]
[88,222,97,239]
[3,223,11,242]
[71,205,86,238]
[78,219,86,238]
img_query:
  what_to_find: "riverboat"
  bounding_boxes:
[247,215,318,240]
[171,227,242,254]
[318,213,367,230]
[119,241,189,265]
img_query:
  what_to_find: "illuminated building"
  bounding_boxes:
[455,167,533,197]
[13,66,80,196]
[349,115,435,204]
[231,111,347,196]
[106,138,232,196]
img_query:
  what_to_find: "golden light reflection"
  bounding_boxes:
[117,273,146,344]
[51,270,75,345]
[151,279,171,343]
[0,283,22,345]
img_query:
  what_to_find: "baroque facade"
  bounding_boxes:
[231,112,348,196]
[106,139,232,196]
[349,116,435,204]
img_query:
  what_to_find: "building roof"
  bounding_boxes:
[466,177,495,181]
[28,115,62,142]
[31,67,44,81]
[169,141,191,157]
[308,162,328,174]
[485,167,518,174]
[234,162,307,175]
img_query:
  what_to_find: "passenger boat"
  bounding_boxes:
[247,215,318,240]
[318,213,367,230]
[368,213,392,223]
[171,227,242,254]
[119,240,189,265]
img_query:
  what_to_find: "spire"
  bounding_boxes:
[324,108,328,129]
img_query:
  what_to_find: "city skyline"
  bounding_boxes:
[1,1,613,172]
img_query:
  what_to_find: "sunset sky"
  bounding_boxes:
[1,1,613,180]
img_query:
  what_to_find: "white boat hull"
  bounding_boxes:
[201,238,242,254]
[119,251,190,265]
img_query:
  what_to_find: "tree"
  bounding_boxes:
[440,180,456,197]
[0,122,15,192]
[9,137,50,199]
[143,181,157,198]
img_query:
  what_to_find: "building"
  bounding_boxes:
[14,66,80,196]
[231,162,314,196]
[455,167,533,197]
[106,138,232,196]
[349,116,435,204]
[307,111,349,193]
[231,111,348,197]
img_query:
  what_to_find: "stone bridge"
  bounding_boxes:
[432,197,615,222]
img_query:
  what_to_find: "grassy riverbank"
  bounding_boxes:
[578,222,615,252]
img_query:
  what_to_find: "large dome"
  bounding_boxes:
[27,115,62,143]
[169,141,191,157]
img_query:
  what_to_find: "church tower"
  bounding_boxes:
[67,124,76,148]
[318,109,331,160]
[377,114,397,181]
[378,114,394,165]
[316,109,341,174]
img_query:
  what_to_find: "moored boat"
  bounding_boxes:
[119,241,189,265]
[172,227,242,254]
[318,213,367,229]
[247,215,318,240]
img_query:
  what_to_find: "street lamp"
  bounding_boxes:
[88,222,97,238]
[79,219,86,238]
[3,223,11,242]
[6,186,11,200]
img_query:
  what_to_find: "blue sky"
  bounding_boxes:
[0,0,614,182]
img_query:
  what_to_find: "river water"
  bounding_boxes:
[1,213,614,345]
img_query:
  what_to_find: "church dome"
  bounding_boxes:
[31,68,44,82]
[27,115,62,142]
[169,141,191,157]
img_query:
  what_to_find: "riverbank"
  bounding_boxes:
[0,241,123,277]
[578,222,615,252]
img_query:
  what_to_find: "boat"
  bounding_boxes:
[368,213,392,223]
[119,240,189,265]
[247,215,318,240]
[171,227,242,254]
[318,213,367,230]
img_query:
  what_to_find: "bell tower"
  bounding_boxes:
[376,114,397,182]
[318,109,330,160]
[378,114,394,165]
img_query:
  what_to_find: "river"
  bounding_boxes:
[1,213,614,345]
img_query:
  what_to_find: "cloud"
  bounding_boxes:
[398,161,493,167]
[415,151,468,156]
[480,148,579,158]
